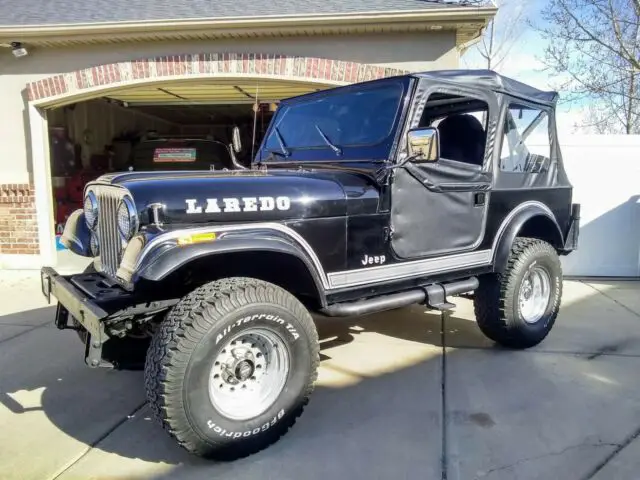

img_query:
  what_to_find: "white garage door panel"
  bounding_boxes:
[560,135,640,277]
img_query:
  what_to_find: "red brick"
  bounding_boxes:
[0,182,37,255]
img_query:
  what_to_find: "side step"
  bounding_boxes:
[319,277,479,317]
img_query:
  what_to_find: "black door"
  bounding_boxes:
[390,157,491,259]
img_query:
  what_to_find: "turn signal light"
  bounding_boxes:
[177,232,217,246]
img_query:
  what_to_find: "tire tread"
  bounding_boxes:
[474,237,562,348]
[145,277,319,459]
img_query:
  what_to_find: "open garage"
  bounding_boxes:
[44,77,332,268]
[0,1,495,269]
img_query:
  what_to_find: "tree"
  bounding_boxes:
[537,0,640,134]
[474,0,528,70]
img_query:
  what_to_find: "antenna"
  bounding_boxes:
[251,82,260,162]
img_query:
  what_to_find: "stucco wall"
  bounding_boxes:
[0,31,458,183]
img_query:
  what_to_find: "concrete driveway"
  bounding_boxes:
[1,271,639,480]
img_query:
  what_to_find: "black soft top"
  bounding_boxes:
[414,70,558,106]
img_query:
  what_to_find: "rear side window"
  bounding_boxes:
[500,104,551,173]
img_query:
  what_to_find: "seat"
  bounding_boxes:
[437,114,486,166]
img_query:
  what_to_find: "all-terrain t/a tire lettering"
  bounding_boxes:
[474,238,563,349]
[144,277,320,460]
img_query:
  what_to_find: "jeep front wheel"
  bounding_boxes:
[474,238,562,349]
[144,277,319,460]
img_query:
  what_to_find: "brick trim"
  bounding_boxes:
[0,183,39,255]
[27,53,407,102]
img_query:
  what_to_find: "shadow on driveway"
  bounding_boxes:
[1,282,640,480]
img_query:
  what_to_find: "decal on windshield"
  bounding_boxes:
[154,148,197,163]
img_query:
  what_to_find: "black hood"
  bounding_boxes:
[97,168,380,225]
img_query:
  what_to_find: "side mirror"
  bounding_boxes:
[407,127,439,162]
[232,126,242,153]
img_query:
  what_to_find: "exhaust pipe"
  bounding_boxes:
[319,277,478,317]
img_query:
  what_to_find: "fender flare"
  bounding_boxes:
[60,209,92,257]
[492,202,564,273]
[135,230,327,303]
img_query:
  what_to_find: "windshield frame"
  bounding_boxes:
[256,76,412,164]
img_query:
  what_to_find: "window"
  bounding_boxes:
[419,93,489,167]
[500,104,551,173]
[263,81,404,153]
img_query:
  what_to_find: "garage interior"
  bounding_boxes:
[46,79,329,269]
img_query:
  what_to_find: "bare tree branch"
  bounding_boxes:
[535,0,640,133]
[472,0,527,70]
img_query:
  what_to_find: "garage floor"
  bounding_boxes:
[1,272,639,480]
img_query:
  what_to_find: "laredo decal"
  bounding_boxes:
[186,196,291,214]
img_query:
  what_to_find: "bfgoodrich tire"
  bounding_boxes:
[145,277,319,460]
[474,238,562,349]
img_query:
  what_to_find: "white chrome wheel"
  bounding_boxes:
[519,265,551,324]
[208,328,290,421]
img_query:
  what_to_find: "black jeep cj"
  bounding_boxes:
[42,70,580,460]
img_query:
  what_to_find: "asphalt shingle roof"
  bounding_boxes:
[2,0,483,27]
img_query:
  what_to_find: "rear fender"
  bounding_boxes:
[492,203,564,273]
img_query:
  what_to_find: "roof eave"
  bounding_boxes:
[0,7,497,48]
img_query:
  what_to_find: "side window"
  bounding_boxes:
[500,104,551,173]
[419,93,489,167]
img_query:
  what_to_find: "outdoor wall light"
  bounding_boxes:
[11,42,28,58]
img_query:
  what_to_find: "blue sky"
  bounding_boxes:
[461,0,591,135]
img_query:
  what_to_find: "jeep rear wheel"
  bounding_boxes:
[474,238,562,349]
[144,277,319,460]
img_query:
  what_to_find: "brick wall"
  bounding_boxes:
[27,53,407,102]
[0,184,39,255]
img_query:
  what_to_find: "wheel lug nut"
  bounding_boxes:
[214,374,220,379]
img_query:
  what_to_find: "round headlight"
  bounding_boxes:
[84,191,98,230]
[117,196,138,240]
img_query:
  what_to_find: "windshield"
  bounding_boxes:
[260,80,406,160]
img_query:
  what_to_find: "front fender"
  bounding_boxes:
[492,203,564,273]
[121,227,327,301]
[60,209,92,257]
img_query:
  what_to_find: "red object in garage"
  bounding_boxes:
[66,174,86,203]
[66,170,99,202]
[55,201,76,226]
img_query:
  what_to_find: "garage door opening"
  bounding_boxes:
[45,78,331,271]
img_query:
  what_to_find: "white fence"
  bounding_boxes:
[559,135,640,277]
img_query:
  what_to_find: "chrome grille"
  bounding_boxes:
[92,185,127,278]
